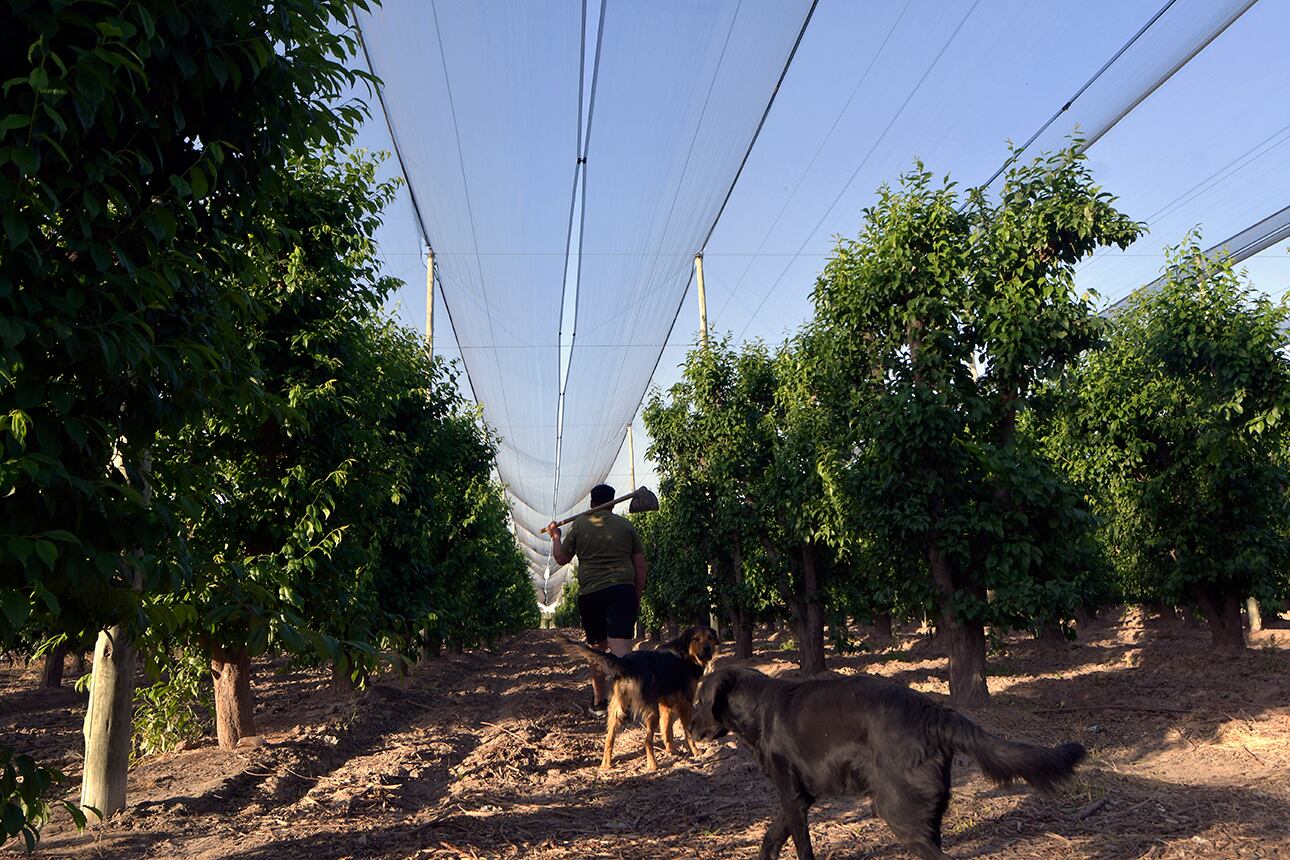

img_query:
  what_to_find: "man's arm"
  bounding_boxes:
[548,522,574,566]
[631,551,647,600]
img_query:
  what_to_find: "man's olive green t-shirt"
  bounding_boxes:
[564,511,643,596]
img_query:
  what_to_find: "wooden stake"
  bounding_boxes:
[695,254,708,347]
[425,250,435,353]
[82,449,150,818]
[81,625,136,817]
[627,421,636,489]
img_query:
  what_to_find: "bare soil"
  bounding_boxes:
[4,608,1289,859]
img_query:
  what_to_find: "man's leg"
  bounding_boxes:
[578,588,610,710]
[606,584,639,658]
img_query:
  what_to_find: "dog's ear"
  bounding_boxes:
[705,669,738,722]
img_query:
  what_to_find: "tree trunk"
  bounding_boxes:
[869,612,894,648]
[1195,588,1245,654]
[423,633,443,661]
[81,624,137,817]
[332,659,355,694]
[1151,601,1179,622]
[730,607,754,659]
[929,542,989,707]
[41,641,68,689]
[419,626,434,663]
[210,645,255,749]
[1038,619,1066,643]
[792,543,826,675]
[73,650,88,676]
[1246,597,1263,633]
[448,641,464,655]
[648,627,660,643]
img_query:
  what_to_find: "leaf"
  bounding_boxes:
[3,211,27,247]
[1,591,31,630]
[62,801,87,830]
[1,800,23,837]
[188,166,209,199]
[33,540,57,570]
[6,537,33,564]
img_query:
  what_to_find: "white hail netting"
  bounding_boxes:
[358,0,812,549]
[515,529,552,556]
[554,0,814,513]
[358,2,578,524]
[1065,0,1290,307]
[359,0,1276,593]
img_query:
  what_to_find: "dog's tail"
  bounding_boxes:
[558,636,631,680]
[938,710,1085,793]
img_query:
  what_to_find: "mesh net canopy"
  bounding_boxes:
[357,0,1287,596]
[358,0,814,568]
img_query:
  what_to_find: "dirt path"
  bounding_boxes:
[5,612,1290,858]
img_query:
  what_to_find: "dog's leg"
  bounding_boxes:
[660,704,677,755]
[870,764,952,860]
[757,810,793,860]
[643,709,660,771]
[780,792,815,860]
[677,699,700,757]
[600,697,623,772]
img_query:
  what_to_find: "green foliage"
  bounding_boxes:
[808,145,1140,633]
[1,747,88,851]
[552,576,582,629]
[156,147,423,680]
[153,147,535,682]
[1045,236,1290,628]
[633,506,709,630]
[132,647,211,758]
[643,337,782,634]
[1,0,372,645]
[1,0,373,841]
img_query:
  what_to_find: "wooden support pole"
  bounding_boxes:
[627,421,636,489]
[695,253,708,347]
[82,450,150,818]
[425,250,435,353]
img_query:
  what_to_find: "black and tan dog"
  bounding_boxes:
[692,665,1086,860]
[560,626,718,771]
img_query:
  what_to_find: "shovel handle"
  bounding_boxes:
[546,490,641,534]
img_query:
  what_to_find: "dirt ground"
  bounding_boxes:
[3,609,1290,859]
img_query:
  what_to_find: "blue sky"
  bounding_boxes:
[352,0,1290,553]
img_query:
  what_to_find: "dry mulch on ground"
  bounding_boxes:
[4,609,1290,859]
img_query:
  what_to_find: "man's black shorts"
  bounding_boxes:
[578,583,637,643]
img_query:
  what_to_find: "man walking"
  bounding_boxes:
[548,483,647,715]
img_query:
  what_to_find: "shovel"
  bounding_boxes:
[545,486,660,534]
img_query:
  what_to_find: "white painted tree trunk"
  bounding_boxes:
[81,449,149,818]
[80,624,137,817]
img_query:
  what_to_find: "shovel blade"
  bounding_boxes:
[627,486,660,514]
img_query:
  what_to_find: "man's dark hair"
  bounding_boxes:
[590,484,616,507]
